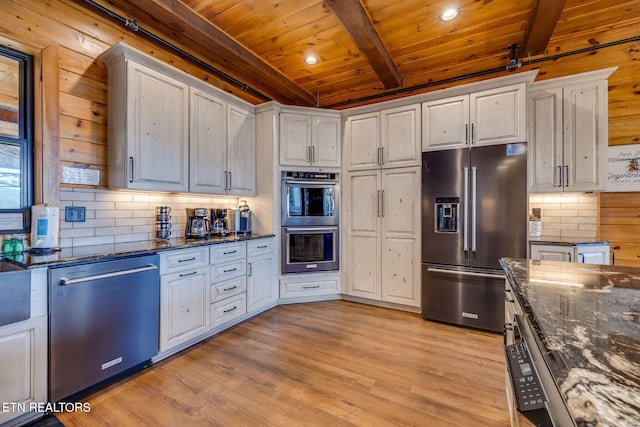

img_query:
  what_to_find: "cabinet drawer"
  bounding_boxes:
[211,259,246,283]
[211,276,246,302]
[280,277,339,297]
[247,238,274,258]
[211,293,246,328]
[160,247,209,274]
[210,242,246,264]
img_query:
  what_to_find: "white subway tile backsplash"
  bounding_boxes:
[59,188,238,247]
[530,192,597,241]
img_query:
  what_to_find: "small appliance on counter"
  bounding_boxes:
[233,200,251,236]
[211,208,231,237]
[29,204,61,253]
[185,207,210,238]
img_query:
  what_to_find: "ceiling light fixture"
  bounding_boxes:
[304,55,318,65]
[439,8,460,22]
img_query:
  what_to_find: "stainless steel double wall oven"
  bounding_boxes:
[281,171,339,273]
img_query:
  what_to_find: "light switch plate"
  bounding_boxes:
[65,206,86,222]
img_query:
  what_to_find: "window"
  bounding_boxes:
[0,45,33,233]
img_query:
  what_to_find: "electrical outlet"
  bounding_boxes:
[65,206,86,222]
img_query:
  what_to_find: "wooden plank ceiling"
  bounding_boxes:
[77,0,639,108]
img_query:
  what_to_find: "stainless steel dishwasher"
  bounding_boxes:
[48,254,160,402]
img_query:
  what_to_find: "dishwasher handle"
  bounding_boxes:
[60,264,158,286]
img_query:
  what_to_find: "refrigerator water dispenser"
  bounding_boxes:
[435,197,459,233]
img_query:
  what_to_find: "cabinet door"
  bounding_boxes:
[280,113,312,166]
[344,112,380,171]
[160,267,210,352]
[530,245,573,262]
[563,80,608,192]
[422,95,469,151]
[345,170,381,299]
[0,317,47,425]
[247,254,276,313]
[312,115,341,167]
[189,88,227,194]
[127,61,189,191]
[228,104,256,195]
[380,104,421,168]
[381,167,421,307]
[529,87,564,193]
[470,83,526,146]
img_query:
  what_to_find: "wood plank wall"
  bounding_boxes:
[598,193,640,267]
[0,0,638,258]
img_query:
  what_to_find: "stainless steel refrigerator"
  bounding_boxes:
[421,143,527,332]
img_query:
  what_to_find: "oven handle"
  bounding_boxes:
[284,180,338,186]
[284,226,338,233]
[60,264,158,286]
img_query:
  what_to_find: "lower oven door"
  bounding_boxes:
[282,226,339,273]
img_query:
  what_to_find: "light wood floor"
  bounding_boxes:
[57,301,510,426]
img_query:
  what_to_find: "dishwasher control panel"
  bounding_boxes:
[505,341,546,411]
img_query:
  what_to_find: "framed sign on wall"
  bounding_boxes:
[607,144,640,192]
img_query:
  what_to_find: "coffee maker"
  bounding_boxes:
[211,208,230,237]
[185,208,210,238]
[233,200,251,236]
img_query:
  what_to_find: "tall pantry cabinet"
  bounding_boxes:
[342,103,422,309]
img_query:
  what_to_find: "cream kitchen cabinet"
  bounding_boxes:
[344,103,421,171]
[186,89,256,195]
[530,242,611,265]
[280,111,341,168]
[159,247,210,353]
[422,83,526,151]
[104,56,190,192]
[246,238,278,313]
[344,166,421,307]
[210,241,247,328]
[528,68,616,193]
[100,42,255,196]
[0,268,47,426]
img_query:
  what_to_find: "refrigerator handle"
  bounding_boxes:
[463,166,469,252]
[471,166,477,252]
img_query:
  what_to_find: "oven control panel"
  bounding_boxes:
[505,342,546,412]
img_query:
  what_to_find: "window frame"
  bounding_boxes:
[0,44,33,234]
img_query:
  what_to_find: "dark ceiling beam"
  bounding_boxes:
[85,0,316,106]
[324,0,403,89]
[520,0,568,56]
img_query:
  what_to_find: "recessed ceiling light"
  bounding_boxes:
[439,8,460,22]
[304,55,318,65]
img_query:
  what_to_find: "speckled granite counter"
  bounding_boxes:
[2,233,274,268]
[500,257,640,427]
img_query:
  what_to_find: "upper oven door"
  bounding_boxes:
[281,179,339,226]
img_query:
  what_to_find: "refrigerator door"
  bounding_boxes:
[421,148,469,266]
[469,143,528,269]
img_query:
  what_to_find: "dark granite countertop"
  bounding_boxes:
[500,257,640,427]
[529,239,610,246]
[2,233,275,268]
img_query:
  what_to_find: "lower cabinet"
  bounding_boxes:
[280,272,341,300]
[530,242,611,265]
[247,238,277,313]
[159,247,210,353]
[0,316,47,426]
[210,241,247,329]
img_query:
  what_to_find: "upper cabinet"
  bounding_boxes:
[344,103,421,171]
[279,111,341,168]
[100,43,255,196]
[529,67,616,193]
[422,83,527,151]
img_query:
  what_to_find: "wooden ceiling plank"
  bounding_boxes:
[521,0,568,56]
[324,0,403,89]
[88,0,316,106]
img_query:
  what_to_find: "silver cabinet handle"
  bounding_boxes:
[228,171,232,190]
[311,146,315,164]
[557,165,563,187]
[380,147,384,165]
[129,157,134,183]
[564,165,569,187]
[223,285,238,292]
[465,124,469,145]
[471,123,475,145]
[381,189,385,217]
[179,271,198,278]
[377,190,382,217]
[377,147,382,166]
[223,267,238,273]
[471,166,477,252]
[60,265,158,286]
[248,262,253,277]
[257,245,268,249]
[178,257,196,263]
[223,250,237,255]
[303,285,320,289]
[463,167,469,252]
[427,266,505,279]
[223,306,238,313]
